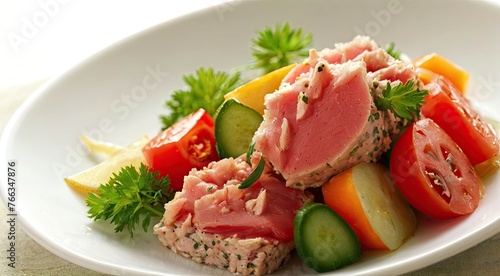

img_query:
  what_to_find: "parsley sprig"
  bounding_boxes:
[386,42,401,60]
[375,80,428,120]
[86,164,173,237]
[251,23,312,74]
[160,68,241,129]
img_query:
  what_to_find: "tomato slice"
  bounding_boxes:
[390,118,482,219]
[142,109,219,191]
[421,75,499,165]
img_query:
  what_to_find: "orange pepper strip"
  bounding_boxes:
[413,53,469,94]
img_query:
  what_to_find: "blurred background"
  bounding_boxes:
[0,0,214,131]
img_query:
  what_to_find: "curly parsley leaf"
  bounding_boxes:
[386,42,401,60]
[160,67,241,130]
[375,80,428,120]
[86,164,173,238]
[251,22,312,74]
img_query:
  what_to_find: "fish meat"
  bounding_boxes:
[253,36,417,189]
[154,152,312,275]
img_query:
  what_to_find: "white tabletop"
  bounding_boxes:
[0,1,499,275]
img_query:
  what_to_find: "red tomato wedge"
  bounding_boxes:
[421,76,499,165]
[142,109,219,191]
[390,118,482,219]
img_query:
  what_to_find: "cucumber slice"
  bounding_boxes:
[294,203,361,272]
[214,99,263,158]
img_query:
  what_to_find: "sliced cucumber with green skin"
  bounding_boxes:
[294,203,361,272]
[214,99,263,159]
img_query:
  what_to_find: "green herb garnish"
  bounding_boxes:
[251,22,312,74]
[375,80,428,120]
[86,164,173,237]
[160,68,241,129]
[301,94,309,104]
[246,141,256,165]
[386,42,401,60]
[238,157,265,189]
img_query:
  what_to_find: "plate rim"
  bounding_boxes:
[1,0,500,275]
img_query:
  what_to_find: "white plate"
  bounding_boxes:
[2,0,500,275]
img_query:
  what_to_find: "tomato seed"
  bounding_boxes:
[424,168,451,203]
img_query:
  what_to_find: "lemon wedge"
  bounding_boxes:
[224,63,296,114]
[474,156,500,180]
[64,135,149,193]
[473,117,500,179]
[80,134,123,156]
